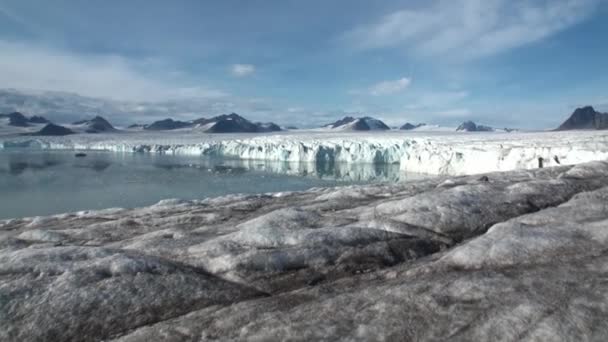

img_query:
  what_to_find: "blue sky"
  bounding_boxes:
[0,0,607,128]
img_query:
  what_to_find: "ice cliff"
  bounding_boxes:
[2,130,608,175]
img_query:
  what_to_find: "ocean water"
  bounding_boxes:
[0,151,416,219]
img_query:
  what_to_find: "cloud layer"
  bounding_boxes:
[345,0,598,60]
[0,40,226,102]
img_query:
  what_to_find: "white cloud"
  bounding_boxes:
[231,64,256,77]
[0,40,227,101]
[344,0,598,60]
[369,77,411,96]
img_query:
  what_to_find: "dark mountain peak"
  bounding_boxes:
[9,111,25,117]
[7,112,29,127]
[145,113,280,133]
[73,115,116,133]
[457,120,477,131]
[29,115,50,124]
[192,113,246,126]
[557,106,608,130]
[90,115,108,122]
[574,105,596,114]
[205,113,260,133]
[324,116,389,131]
[226,112,243,119]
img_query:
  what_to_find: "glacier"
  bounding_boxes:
[2,160,608,341]
[2,130,608,175]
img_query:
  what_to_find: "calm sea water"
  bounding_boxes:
[0,151,413,219]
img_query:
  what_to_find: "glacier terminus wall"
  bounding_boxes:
[1,130,608,175]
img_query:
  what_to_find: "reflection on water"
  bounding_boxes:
[4,158,63,175]
[149,157,406,182]
[0,151,407,181]
[0,151,424,219]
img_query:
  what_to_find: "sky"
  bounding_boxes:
[0,0,607,128]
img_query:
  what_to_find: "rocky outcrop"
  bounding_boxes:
[557,106,608,130]
[2,161,608,340]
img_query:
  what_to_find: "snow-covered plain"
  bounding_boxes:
[2,129,608,175]
[2,160,608,341]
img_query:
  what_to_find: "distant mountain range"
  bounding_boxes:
[143,113,283,133]
[3,89,607,134]
[0,111,283,136]
[0,112,50,127]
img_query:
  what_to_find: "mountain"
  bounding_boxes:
[144,118,193,131]
[556,106,608,130]
[29,115,50,124]
[30,123,74,136]
[72,116,116,133]
[324,116,390,131]
[0,89,131,124]
[325,116,357,128]
[256,122,282,133]
[456,121,495,132]
[140,113,281,133]
[3,112,30,127]
[0,112,52,127]
[193,113,281,133]
[194,113,258,133]
[400,122,425,130]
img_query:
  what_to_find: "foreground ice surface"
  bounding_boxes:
[2,130,608,175]
[2,161,608,341]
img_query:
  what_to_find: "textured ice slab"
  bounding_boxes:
[2,161,608,340]
[2,130,608,175]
